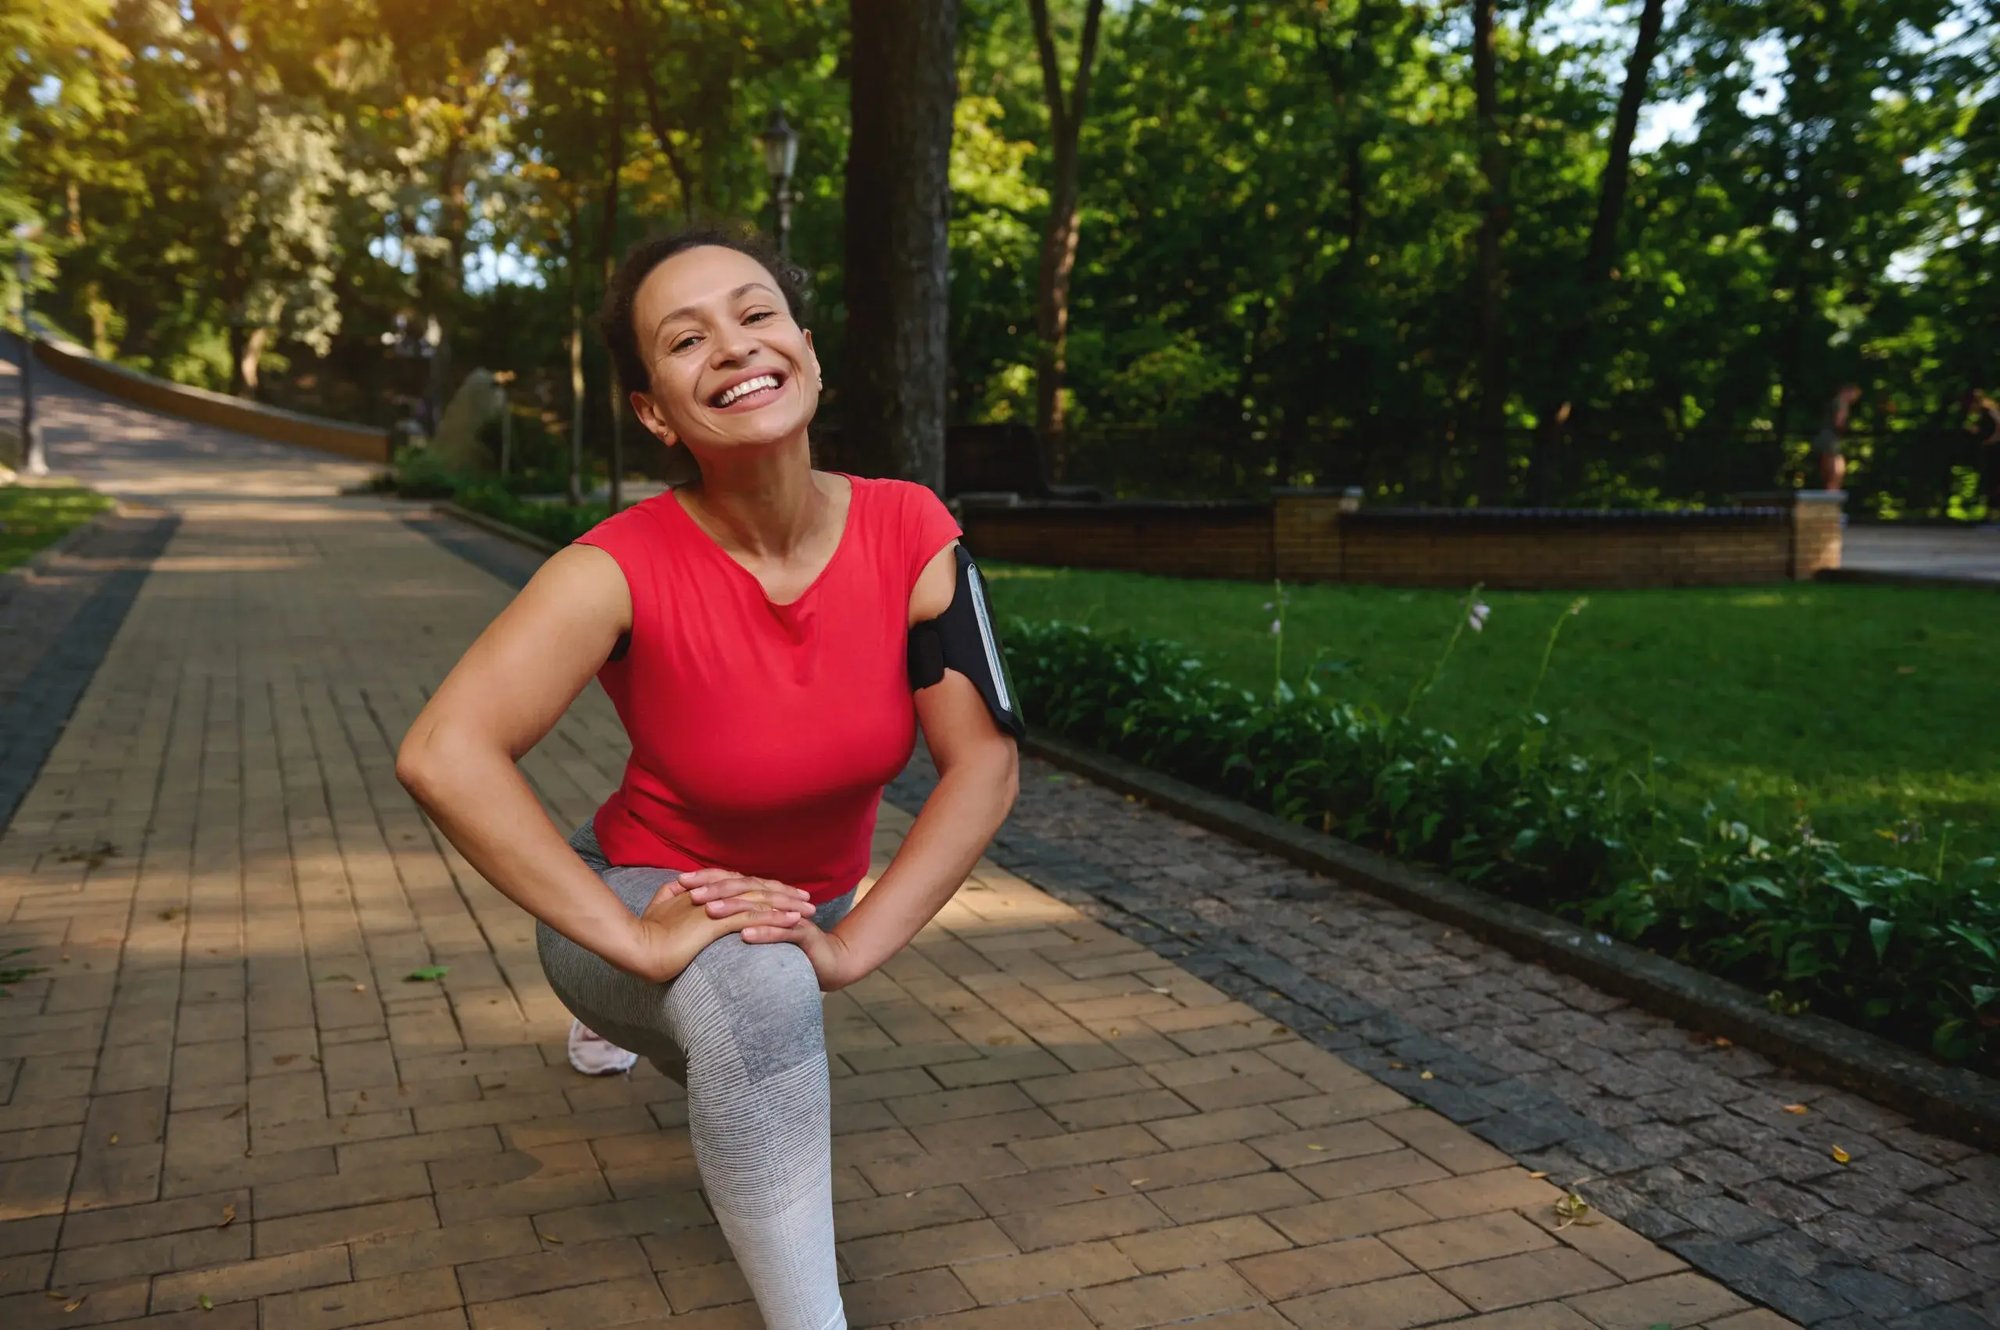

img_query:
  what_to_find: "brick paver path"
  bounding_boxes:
[2,358,1806,1327]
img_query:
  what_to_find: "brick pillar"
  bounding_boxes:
[1735,490,1844,580]
[1790,490,1844,579]
[1272,487,1360,583]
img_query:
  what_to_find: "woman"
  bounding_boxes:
[397,229,1020,1330]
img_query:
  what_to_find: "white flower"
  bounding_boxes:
[1269,619,1282,635]
[1468,601,1492,632]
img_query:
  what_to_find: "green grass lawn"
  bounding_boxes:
[986,565,1999,870]
[0,484,115,572]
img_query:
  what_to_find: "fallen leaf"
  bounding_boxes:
[1306,1144,1325,1151]
[1388,1062,1406,1071]
[1092,1185,1107,1195]
[1269,1026,1286,1036]
[1713,1036,1733,1048]
[1108,1027,1121,1037]
[1528,1171,1549,1179]
[1420,1071,1435,1081]
[1832,1145,1851,1164]
[65,1295,87,1312]
[1129,1178,1149,1187]
[405,965,449,983]
[1553,1191,1593,1231]
[538,1231,563,1245]
[272,1054,297,1066]
[352,984,366,993]
[218,1204,236,1228]
[1783,1104,1809,1115]
[1148,986,1171,995]
[108,1133,119,1144]
[46,1291,66,1300]
[199,1294,214,1310]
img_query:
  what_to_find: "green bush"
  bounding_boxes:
[1003,618,2000,1067]
[451,481,606,545]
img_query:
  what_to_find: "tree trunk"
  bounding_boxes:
[843,0,960,489]
[229,318,271,399]
[568,206,586,506]
[1471,0,1510,504]
[1027,0,1106,457]
[1529,0,1665,501]
[599,53,628,513]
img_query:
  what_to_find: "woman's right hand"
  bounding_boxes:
[622,876,816,984]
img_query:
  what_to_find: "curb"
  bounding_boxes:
[1022,731,2000,1152]
[433,501,564,556]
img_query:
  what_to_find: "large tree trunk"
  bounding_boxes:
[599,54,628,513]
[843,0,960,489]
[1027,0,1106,458]
[1471,0,1510,504]
[1529,0,1666,501]
[567,206,586,506]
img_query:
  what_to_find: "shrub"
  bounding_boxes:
[1003,618,2000,1067]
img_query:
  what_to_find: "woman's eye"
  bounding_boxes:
[745,310,773,324]
[671,335,699,353]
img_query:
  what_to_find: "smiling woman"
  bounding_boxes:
[395,227,1020,1330]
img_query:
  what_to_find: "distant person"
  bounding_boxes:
[1966,390,2000,525]
[1812,383,1861,492]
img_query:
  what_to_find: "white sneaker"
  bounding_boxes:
[567,1020,638,1076]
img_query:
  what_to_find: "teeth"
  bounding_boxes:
[718,375,779,406]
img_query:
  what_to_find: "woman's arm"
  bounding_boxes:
[742,542,1019,986]
[397,545,809,981]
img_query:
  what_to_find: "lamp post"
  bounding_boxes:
[10,222,47,476]
[758,106,800,259]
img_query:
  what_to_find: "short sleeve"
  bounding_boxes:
[902,483,963,587]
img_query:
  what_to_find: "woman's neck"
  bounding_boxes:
[680,443,830,559]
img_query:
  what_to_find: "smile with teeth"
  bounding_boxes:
[713,374,783,407]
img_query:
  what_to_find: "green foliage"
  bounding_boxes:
[0,484,115,572]
[1004,617,2000,1067]
[985,564,2000,870]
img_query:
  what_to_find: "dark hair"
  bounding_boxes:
[597,226,809,400]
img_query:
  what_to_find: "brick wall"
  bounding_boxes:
[960,492,1845,589]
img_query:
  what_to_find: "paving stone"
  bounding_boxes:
[3,370,1994,1330]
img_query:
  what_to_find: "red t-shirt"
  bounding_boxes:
[574,475,962,903]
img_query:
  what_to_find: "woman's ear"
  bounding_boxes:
[803,328,822,389]
[629,391,677,447]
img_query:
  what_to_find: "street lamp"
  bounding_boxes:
[10,221,47,476]
[758,106,800,259]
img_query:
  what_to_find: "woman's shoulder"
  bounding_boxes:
[575,489,682,552]
[840,474,954,524]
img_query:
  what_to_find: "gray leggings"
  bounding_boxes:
[538,822,853,1330]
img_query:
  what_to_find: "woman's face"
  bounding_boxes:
[628,244,819,456]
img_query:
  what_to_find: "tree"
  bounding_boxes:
[843,0,960,488]
[1025,0,1105,451]
[1470,0,1511,502]
[1530,0,1668,501]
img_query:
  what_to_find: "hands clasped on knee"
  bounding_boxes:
[625,869,857,991]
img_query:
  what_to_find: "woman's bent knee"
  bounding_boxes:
[674,936,827,1079]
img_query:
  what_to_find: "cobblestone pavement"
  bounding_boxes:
[884,756,2000,1329]
[0,361,1816,1328]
